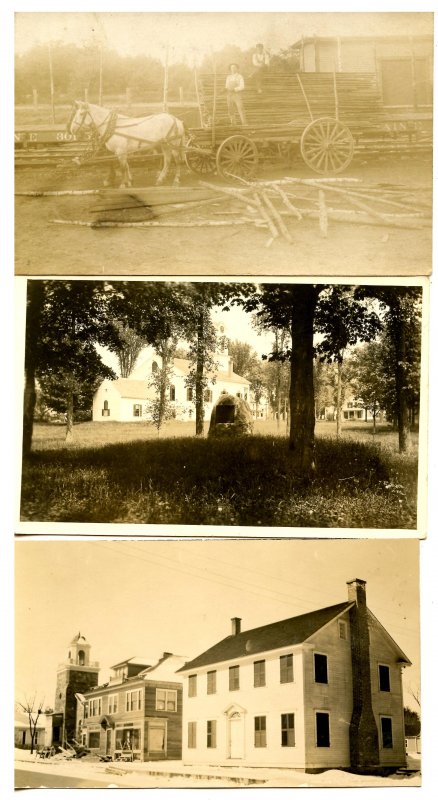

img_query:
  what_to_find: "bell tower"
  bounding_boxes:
[214,321,233,375]
[53,633,100,745]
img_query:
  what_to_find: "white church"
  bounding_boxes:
[92,323,267,423]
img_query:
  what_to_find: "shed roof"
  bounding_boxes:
[177,601,352,671]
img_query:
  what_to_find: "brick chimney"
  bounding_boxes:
[231,617,241,635]
[347,579,380,771]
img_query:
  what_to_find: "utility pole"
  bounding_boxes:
[48,43,55,123]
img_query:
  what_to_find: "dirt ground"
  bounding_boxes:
[15,150,432,276]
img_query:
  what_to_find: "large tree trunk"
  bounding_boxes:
[22,281,45,458]
[336,360,343,438]
[195,311,205,437]
[65,392,74,442]
[289,286,319,475]
[392,302,411,453]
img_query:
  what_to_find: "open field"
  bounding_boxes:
[21,420,418,528]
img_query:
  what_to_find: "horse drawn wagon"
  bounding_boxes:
[184,70,388,179]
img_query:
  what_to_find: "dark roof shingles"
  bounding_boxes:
[178,601,352,671]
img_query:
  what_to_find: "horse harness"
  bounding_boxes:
[72,105,183,152]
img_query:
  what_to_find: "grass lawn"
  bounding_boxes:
[21,419,418,528]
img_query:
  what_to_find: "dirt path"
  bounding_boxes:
[15,153,432,276]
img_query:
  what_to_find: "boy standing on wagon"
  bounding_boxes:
[225,63,247,126]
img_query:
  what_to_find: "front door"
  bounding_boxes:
[229,713,244,759]
[106,728,112,756]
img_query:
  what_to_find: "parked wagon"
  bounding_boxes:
[185,70,388,179]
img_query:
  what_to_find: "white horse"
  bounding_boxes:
[68,101,185,187]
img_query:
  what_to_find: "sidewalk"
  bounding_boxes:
[15,750,421,789]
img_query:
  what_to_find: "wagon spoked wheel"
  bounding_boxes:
[185,139,216,174]
[216,135,258,181]
[300,117,355,175]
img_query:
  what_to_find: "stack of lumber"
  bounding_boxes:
[197,72,385,130]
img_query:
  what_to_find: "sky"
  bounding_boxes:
[15,538,420,710]
[14,10,434,65]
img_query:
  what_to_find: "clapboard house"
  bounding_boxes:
[177,579,410,773]
[76,652,186,762]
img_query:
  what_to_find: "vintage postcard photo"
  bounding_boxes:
[16,276,428,534]
[14,537,421,789]
[14,11,432,276]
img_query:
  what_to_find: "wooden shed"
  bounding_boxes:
[293,35,433,116]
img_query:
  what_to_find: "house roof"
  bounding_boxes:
[177,601,352,671]
[109,366,250,399]
[110,656,152,670]
[292,34,433,47]
[110,379,152,400]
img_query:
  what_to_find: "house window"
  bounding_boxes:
[188,675,197,698]
[204,389,213,403]
[338,620,347,640]
[133,403,142,417]
[207,720,217,748]
[379,665,391,692]
[381,717,393,749]
[229,665,240,691]
[102,400,110,417]
[108,694,118,714]
[156,689,177,712]
[314,653,328,684]
[316,712,330,747]
[90,698,102,717]
[254,660,266,687]
[126,689,142,712]
[170,385,176,401]
[254,716,267,747]
[280,654,294,683]
[187,387,193,401]
[281,713,295,747]
[84,702,88,719]
[207,671,217,695]
[88,731,101,748]
[188,722,196,748]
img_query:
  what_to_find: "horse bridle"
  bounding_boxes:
[67,103,117,145]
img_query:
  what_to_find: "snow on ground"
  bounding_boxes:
[15,750,421,789]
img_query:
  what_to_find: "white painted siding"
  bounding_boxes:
[93,381,122,422]
[182,648,307,768]
[368,618,407,767]
[302,612,353,770]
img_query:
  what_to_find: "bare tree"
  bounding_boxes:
[17,694,45,754]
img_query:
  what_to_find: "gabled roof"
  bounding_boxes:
[177,601,352,672]
[107,379,152,400]
[110,656,152,670]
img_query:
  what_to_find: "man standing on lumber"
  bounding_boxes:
[251,43,270,93]
[225,63,247,125]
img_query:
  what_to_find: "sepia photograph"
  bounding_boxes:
[14,537,421,789]
[14,11,433,276]
[18,276,427,532]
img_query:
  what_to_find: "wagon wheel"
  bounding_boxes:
[185,138,216,174]
[216,135,258,181]
[300,117,355,175]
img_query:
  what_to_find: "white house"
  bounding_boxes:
[177,579,410,773]
[93,324,253,423]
